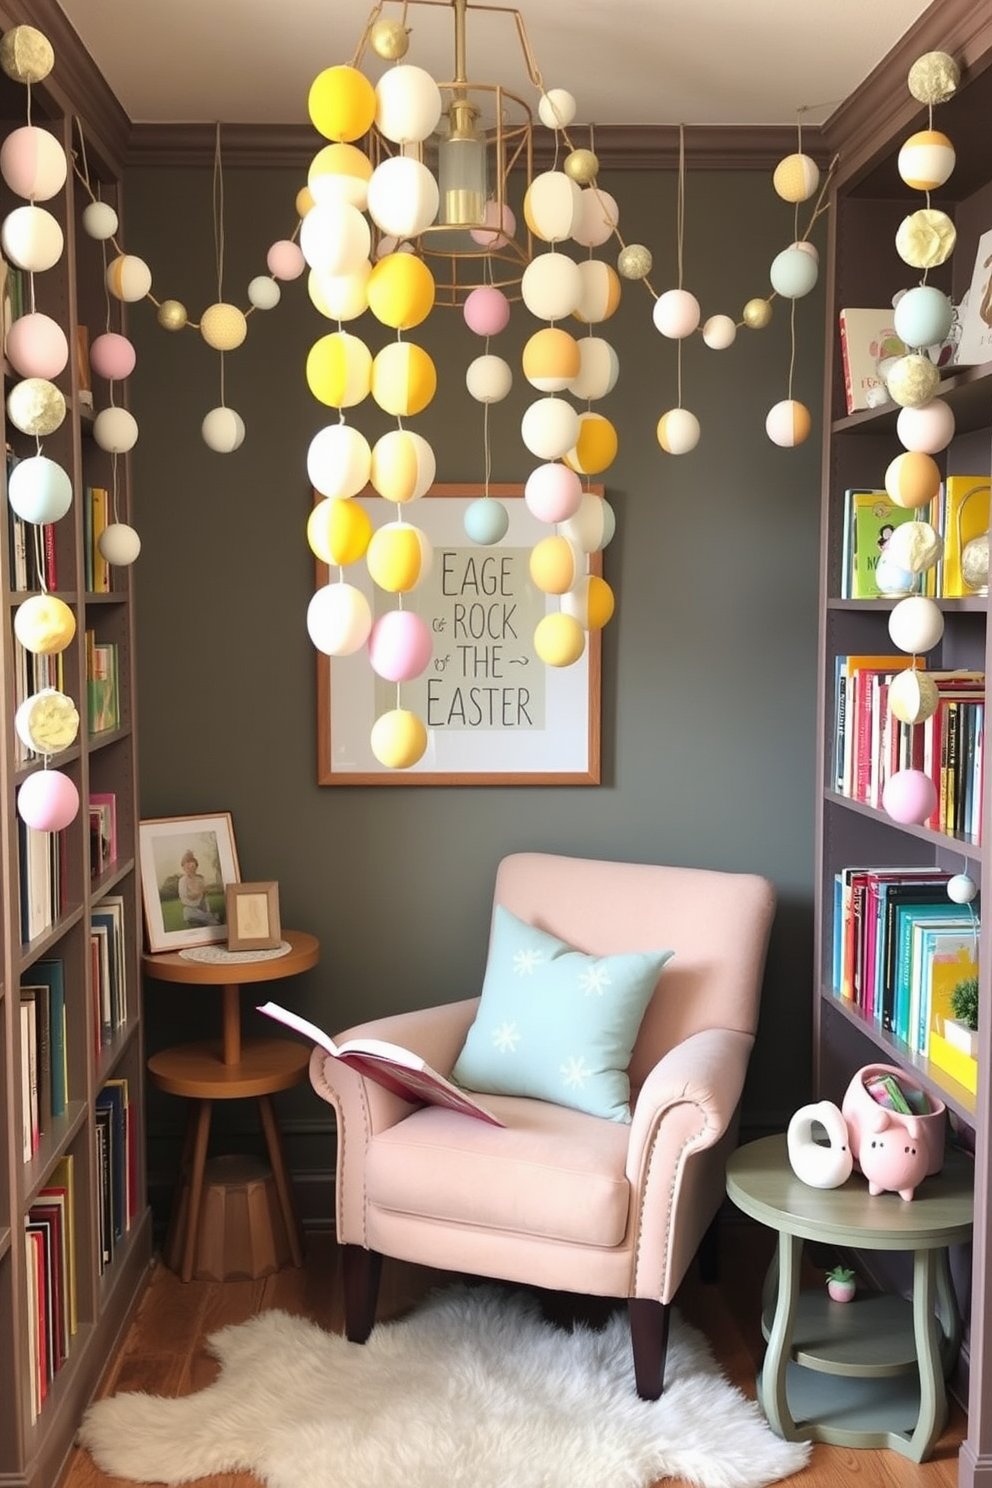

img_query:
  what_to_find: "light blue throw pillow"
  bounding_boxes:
[451,905,674,1122]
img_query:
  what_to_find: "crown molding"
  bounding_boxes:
[125,120,828,172]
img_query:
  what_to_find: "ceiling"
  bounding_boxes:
[50,0,935,130]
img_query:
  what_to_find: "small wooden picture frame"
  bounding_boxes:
[225,881,281,951]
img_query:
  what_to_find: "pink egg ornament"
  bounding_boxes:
[89,331,136,382]
[17,768,79,832]
[267,239,306,281]
[368,609,433,682]
[881,768,938,825]
[5,311,68,379]
[463,285,511,337]
[524,462,583,524]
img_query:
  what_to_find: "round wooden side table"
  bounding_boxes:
[143,929,320,1282]
[726,1131,974,1463]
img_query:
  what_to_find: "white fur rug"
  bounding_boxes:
[78,1284,811,1488]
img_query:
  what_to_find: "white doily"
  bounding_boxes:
[179,940,293,965]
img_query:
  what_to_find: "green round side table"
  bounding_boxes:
[726,1132,974,1463]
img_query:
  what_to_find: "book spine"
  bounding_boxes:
[838,311,855,415]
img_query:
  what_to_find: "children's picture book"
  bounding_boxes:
[955,228,992,366]
[838,308,907,413]
[941,474,990,598]
[842,489,921,598]
[256,1001,505,1125]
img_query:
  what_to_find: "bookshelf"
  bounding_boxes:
[0,8,151,1487]
[817,4,992,1483]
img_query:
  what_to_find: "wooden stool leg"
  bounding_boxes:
[181,1100,213,1283]
[257,1095,303,1267]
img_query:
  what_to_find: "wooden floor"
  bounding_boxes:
[59,1221,967,1488]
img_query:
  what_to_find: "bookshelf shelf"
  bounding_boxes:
[817,6,992,1481]
[0,9,150,1486]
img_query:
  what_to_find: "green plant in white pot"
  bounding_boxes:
[945,976,979,1059]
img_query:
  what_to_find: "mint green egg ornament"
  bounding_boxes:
[464,498,509,546]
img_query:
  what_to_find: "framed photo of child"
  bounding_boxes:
[225,881,282,951]
[139,812,241,953]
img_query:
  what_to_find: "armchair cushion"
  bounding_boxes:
[451,905,673,1121]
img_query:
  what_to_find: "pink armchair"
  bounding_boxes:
[309,851,775,1398]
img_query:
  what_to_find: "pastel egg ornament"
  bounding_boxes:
[469,199,516,250]
[6,378,66,437]
[308,423,372,500]
[307,142,373,210]
[564,411,618,475]
[897,398,955,453]
[8,454,72,524]
[306,331,373,409]
[884,520,943,576]
[947,873,979,905]
[374,65,442,144]
[105,253,152,302]
[571,337,619,400]
[520,397,580,461]
[765,399,812,447]
[201,406,246,453]
[529,535,584,595]
[308,262,372,322]
[370,342,437,417]
[307,497,373,567]
[463,285,511,337]
[82,200,118,240]
[885,449,941,509]
[1,203,63,272]
[93,406,139,454]
[366,156,439,240]
[656,407,701,455]
[888,594,944,654]
[538,89,577,130]
[769,244,819,298]
[524,462,583,524]
[98,523,142,568]
[521,252,583,322]
[534,612,586,667]
[366,252,435,330]
[464,498,510,546]
[702,314,737,350]
[772,153,821,203]
[4,311,67,378]
[370,708,428,770]
[560,574,615,631]
[561,491,616,552]
[887,667,939,725]
[893,285,953,350]
[15,688,79,755]
[299,200,371,278]
[366,521,433,593]
[897,128,955,191]
[652,288,700,339]
[308,64,377,143]
[247,275,281,311]
[465,354,513,404]
[572,186,618,249]
[0,124,67,200]
[882,768,938,826]
[523,170,582,243]
[267,239,306,280]
[886,352,940,408]
[200,302,248,351]
[89,331,136,382]
[14,594,75,654]
[522,327,580,392]
[368,609,433,682]
[306,581,372,655]
[369,429,436,503]
[17,769,79,832]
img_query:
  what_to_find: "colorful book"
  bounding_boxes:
[46,1154,76,1334]
[90,486,110,593]
[941,475,990,598]
[843,489,921,599]
[893,900,978,1046]
[256,1001,505,1125]
[838,307,907,414]
[32,960,66,1119]
[912,921,980,1057]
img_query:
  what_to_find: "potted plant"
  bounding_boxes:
[945,976,979,1059]
[826,1265,856,1302]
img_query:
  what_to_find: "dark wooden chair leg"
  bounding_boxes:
[627,1297,671,1400]
[697,1211,721,1284]
[342,1244,383,1343]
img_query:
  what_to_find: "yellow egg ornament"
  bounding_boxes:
[306,331,373,408]
[307,497,373,567]
[560,575,615,630]
[366,252,435,330]
[14,594,76,654]
[529,535,584,594]
[370,342,437,417]
[534,612,586,667]
[308,65,377,143]
[370,708,428,769]
[897,129,955,192]
[772,153,821,203]
[366,521,433,592]
[200,302,248,351]
[564,411,618,475]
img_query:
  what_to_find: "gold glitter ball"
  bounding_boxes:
[743,297,772,329]
[157,299,188,331]
[564,148,599,184]
[370,19,409,60]
[907,51,960,105]
[0,25,54,84]
[6,378,66,436]
[895,207,956,269]
[886,352,940,408]
[617,243,652,279]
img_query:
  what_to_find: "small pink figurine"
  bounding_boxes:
[857,1110,929,1200]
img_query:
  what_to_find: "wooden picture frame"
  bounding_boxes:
[225,881,282,951]
[316,483,602,785]
[138,812,240,953]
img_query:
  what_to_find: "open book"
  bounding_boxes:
[256,1001,505,1126]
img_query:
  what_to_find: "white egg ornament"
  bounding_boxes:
[765,399,812,447]
[98,523,142,567]
[652,288,700,339]
[947,874,978,905]
[656,408,700,455]
[888,594,944,654]
[201,406,246,453]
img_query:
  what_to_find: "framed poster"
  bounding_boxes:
[317,484,602,785]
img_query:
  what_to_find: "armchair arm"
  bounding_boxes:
[308,998,480,1245]
[625,1027,754,1301]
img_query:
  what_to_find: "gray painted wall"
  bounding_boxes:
[123,163,823,1219]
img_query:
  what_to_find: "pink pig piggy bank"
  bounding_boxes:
[857,1110,928,1201]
